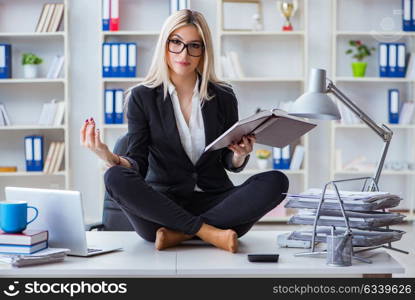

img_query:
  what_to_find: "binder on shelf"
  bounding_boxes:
[403,0,412,31]
[0,44,12,79]
[102,43,111,77]
[25,136,34,171]
[388,43,397,77]
[127,43,137,77]
[110,0,119,31]
[33,136,44,172]
[379,43,388,77]
[110,43,119,77]
[119,43,127,76]
[388,89,400,124]
[272,147,281,169]
[396,43,407,77]
[412,0,415,30]
[105,89,114,124]
[281,145,291,169]
[114,89,124,124]
[102,0,110,31]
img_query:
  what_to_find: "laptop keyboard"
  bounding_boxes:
[87,248,102,253]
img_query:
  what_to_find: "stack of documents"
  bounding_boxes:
[287,227,405,247]
[285,188,402,211]
[0,248,70,268]
[283,188,406,248]
[288,210,405,229]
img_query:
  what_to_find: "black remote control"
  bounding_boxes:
[247,254,279,263]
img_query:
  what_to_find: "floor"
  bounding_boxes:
[251,222,414,278]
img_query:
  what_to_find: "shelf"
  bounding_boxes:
[0,78,66,84]
[333,124,415,129]
[220,30,305,36]
[227,169,305,175]
[0,32,66,37]
[102,124,127,129]
[223,77,304,82]
[102,77,145,83]
[334,77,414,83]
[102,30,160,36]
[0,171,67,177]
[336,31,415,37]
[0,125,65,130]
[335,170,415,176]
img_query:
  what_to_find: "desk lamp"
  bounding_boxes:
[289,68,393,190]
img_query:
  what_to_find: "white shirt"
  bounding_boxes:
[168,77,205,192]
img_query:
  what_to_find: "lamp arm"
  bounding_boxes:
[326,80,394,190]
[327,81,393,142]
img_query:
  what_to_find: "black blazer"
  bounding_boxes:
[124,80,249,196]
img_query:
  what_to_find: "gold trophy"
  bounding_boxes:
[277,0,298,31]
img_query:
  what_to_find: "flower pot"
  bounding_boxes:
[351,62,367,77]
[257,159,268,170]
[23,64,38,78]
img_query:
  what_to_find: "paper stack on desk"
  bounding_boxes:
[283,188,406,248]
[285,189,402,211]
[0,247,70,268]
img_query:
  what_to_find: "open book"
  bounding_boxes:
[204,109,316,152]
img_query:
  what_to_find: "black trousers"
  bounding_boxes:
[104,166,289,242]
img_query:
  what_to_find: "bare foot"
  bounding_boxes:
[155,227,193,250]
[196,224,238,253]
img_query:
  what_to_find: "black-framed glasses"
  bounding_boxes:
[167,39,204,57]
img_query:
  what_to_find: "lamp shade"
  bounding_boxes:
[289,68,341,120]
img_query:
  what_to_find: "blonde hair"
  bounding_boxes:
[124,9,229,110]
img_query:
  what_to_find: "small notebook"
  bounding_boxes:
[204,109,316,152]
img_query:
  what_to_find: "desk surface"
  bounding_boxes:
[0,231,405,277]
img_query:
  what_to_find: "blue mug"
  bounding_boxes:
[0,201,39,233]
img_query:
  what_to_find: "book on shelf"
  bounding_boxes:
[0,230,48,246]
[289,144,305,170]
[0,247,70,268]
[44,141,65,174]
[220,52,244,79]
[0,241,48,255]
[204,109,316,152]
[35,3,64,33]
[399,101,415,124]
[0,103,11,126]
[38,99,65,126]
[0,166,17,172]
[405,52,415,78]
[46,55,65,78]
[0,44,12,79]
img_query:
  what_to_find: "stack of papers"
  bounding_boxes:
[0,247,70,268]
[285,188,402,211]
[288,210,405,229]
[288,227,405,247]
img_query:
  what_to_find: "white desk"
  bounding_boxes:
[0,231,404,278]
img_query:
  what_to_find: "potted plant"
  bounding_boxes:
[22,53,43,78]
[345,40,375,77]
[255,149,271,170]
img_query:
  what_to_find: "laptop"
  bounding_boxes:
[5,187,122,257]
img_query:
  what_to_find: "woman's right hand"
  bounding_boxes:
[80,117,117,165]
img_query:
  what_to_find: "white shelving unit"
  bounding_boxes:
[97,0,189,206]
[330,0,415,220]
[217,0,309,222]
[0,0,70,199]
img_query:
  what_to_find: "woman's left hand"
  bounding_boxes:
[228,134,256,158]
